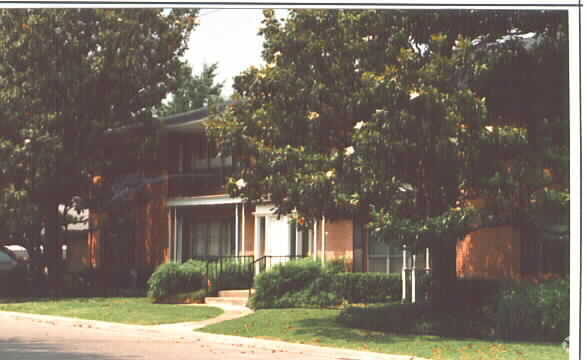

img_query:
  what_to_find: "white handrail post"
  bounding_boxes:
[411,253,416,304]
[425,247,431,275]
[401,244,407,304]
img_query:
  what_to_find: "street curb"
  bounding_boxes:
[0,311,428,360]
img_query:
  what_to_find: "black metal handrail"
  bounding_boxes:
[195,256,254,296]
[194,255,309,297]
[251,255,306,275]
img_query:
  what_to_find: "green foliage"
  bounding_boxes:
[0,9,198,279]
[207,11,569,299]
[334,272,402,304]
[155,62,224,117]
[147,261,206,301]
[489,279,569,341]
[249,258,402,309]
[338,278,569,342]
[251,258,324,308]
[337,303,430,333]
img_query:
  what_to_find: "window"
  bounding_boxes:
[289,223,313,257]
[367,241,403,273]
[367,240,428,274]
[188,218,235,258]
[190,135,233,172]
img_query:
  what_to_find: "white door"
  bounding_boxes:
[266,216,290,257]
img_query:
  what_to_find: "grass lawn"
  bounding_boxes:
[0,297,223,325]
[201,308,567,360]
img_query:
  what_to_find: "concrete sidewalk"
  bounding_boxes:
[0,308,427,360]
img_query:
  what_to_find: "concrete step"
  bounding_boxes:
[205,297,249,307]
[217,289,254,298]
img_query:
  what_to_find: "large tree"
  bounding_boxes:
[0,9,198,288]
[155,62,224,117]
[208,9,568,308]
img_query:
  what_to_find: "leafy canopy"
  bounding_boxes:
[0,9,198,259]
[155,62,224,117]
[209,9,568,249]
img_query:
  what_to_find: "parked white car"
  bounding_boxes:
[0,246,18,272]
[0,245,30,273]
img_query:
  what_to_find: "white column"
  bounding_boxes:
[167,208,171,263]
[254,215,260,274]
[176,214,183,262]
[241,203,246,255]
[296,226,303,257]
[234,204,239,256]
[313,221,318,260]
[171,208,177,262]
[402,244,407,303]
[411,253,417,304]
[425,247,431,274]
[321,217,326,264]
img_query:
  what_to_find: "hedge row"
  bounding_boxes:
[249,258,402,309]
[337,278,569,342]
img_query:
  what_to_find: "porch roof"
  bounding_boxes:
[167,194,243,207]
[103,101,234,137]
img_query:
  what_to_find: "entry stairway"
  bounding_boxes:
[204,289,254,308]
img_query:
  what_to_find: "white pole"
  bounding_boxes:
[321,217,326,264]
[313,221,318,260]
[425,247,431,274]
[254,215,260,274]
[411,253,417,303]
[402,244,407,303]
[176,215,182,262]
[234,204,239,256]
[173,208,178,262]
[167,208,171,263]
[241,203,246,255]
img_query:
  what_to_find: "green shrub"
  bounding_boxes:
[337,303,430,333]
[336,272,402,304]
[337,302,492,337]
[147,261,206,301]
[336,278,569,341]
[324,257,348,273]
[250,259,402,309]
[250,258,325,308]
[490,278,569,341]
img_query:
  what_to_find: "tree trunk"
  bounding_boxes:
[43,200,63,294]
[430,236,457,311]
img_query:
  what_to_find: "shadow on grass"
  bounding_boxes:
[0,338,139,360]
[289,316,420,345]
[292,316,560,347]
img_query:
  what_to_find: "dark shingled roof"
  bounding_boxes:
[104,101,233,137]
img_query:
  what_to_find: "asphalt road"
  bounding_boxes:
[0,313,419,360]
